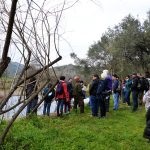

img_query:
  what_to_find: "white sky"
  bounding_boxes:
[55,0,150,66]
[4,0,150,66]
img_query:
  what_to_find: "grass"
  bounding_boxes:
[0,100,150,150]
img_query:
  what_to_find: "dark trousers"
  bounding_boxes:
[43,101,51,116]
[98,95,106,117]
[105,95,110,112]
[57,99,64,116]
[26,98,38,115]
[132,90,138,111]
[64,101,71,113]
[90,95,98,116]
[138,90,144,105]
[143,107,150,139]
[74,97,84,113]
[125,90,131,105]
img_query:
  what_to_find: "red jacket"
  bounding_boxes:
[55,80,69,101]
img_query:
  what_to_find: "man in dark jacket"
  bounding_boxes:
[131,73,139,112]
[26,77,38,115]
[97,79,108,118]
[89,74,99,116]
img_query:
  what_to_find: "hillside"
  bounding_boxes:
[3,62,82,79]
[3,61,24,77]
[51,64,83,79]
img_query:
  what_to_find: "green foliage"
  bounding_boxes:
[71,11,150,78]
[0,101,149,150]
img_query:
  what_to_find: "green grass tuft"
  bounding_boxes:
[0,100,149,150]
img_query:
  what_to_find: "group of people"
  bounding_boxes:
[89,71,150,117]
[42,75,85,117]
[25,70,150,141]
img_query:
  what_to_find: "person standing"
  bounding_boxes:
[64,78,73,114]
[73,76,84,113]
[101,70,112,112]
[112,74,119,110]
[89,74,99,116]
[97,75,109,118]
[26,77,38,115]
[42,83,55,116]
[55,76,69,117]
[131,73,139,112]
[124,75,132,106]
[143,89,150,142]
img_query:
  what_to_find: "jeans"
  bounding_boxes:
[132,90,138,111]
[57,99,64,116]
[125,90,131,105]
[26,98,38,115]
[122,88,126,103]
[113,92,119,110]
[64,101,71,113]
[43,101,51,116]
[90,95,98,116]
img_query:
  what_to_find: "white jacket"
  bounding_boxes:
[143,90,150,111]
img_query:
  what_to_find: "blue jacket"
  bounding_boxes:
[112,79,119,93]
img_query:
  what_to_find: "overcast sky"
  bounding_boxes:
[5,0,150,66]
[54,0,150,66]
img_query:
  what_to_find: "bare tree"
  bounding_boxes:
[0,0,81,144]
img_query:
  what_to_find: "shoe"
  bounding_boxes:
[99,116,106,119]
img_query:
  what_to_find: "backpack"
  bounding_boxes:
[56,82,64,95]
[43,87,55,102]
[97,80,107,95]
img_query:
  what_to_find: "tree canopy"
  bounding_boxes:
[71,12,150,77]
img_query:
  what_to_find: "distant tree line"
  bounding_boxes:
[71,11,150,78]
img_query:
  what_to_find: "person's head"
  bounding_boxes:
[132,73,137,78]
[112,74,118,80]
[60,76,65,81]
[74,75,80,82]
[48,83,52,88]
[101,69,109,79]
[125,75,130,81]
[92,74,99,80]
[68,78,73,83]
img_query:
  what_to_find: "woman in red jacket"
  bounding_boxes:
[55,76,69,116]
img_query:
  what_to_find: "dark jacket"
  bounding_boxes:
[26,80,38,99]
[67,82,73,99]
[112,79,119,93]
[73,81,84,99]
[43,87,55,103]
[131,77,139,91]
[89,79,99,96]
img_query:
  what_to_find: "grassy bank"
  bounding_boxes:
[0,102,149,150]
